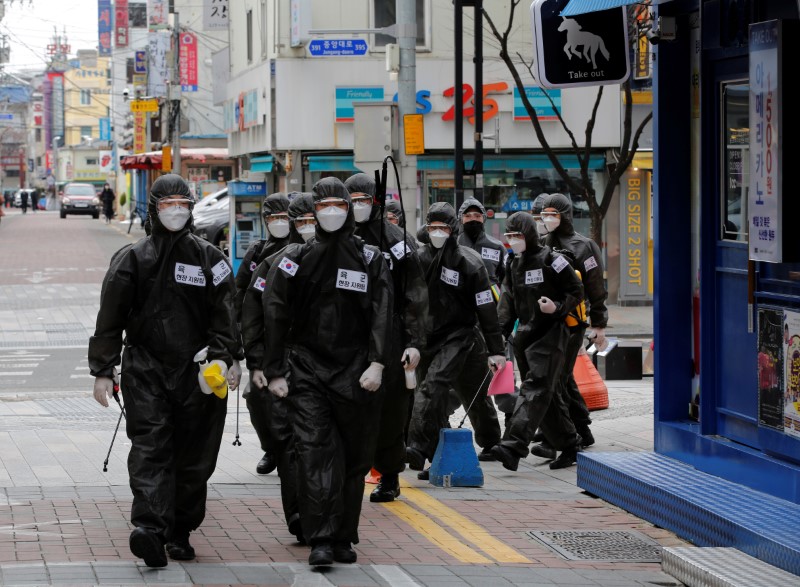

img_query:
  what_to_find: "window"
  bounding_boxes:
[126,58,134,84]
[246,10,253,63]
[80,89,91,105]
[721,82,749,242]
[129,2,147,28]
[86,158,98,165]
[373,0,428,49]
[35,128,41,142]
[81,126,93,138]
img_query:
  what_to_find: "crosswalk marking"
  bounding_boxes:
[0,372,33,377]
[0,364,38,369]
[69,374,94,379]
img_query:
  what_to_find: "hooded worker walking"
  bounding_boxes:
[88,174,243,567]
[262,177,393,566]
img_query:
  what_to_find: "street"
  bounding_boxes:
[0,209,685,586]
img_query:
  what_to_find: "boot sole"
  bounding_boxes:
[130,530,167,568]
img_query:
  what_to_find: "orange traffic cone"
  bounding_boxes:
[574,352,609,411]
[365,467,381,484]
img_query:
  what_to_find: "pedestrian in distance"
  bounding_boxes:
[405,202,505,476]
[100,183,116,224]
[490,212,585,471]
[19,190,28,214]
[241,192,316,545]
[530,193,608,457]
[234,192,292,477]
[345,172,428,503]
[88,174,243,568]
[262,177,393,567]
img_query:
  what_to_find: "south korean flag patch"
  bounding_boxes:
[363,247,375,264]
[252,276,266,292]
[278,257,299,277]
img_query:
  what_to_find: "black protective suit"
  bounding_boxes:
[240,194,315,537]
[345,173,428,478]
[457,198,506,286]
[235,193,291,457]
[88,174,242,543]
[407,202,503,465]
[262,177,393,547]
[496,212,583,457]
[540,193,608,438]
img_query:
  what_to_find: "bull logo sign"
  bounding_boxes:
[530,0,630,89]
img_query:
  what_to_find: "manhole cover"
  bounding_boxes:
[526,530,662,562]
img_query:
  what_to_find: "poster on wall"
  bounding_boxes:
[784,310,800,438]
[757,307,783,431]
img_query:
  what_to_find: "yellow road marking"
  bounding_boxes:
[380,499,493,563]
[399,482,531,564]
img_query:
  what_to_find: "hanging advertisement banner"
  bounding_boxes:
[203,0,229,31]
[148,0,168,32]
[134,112,147,154]
[99,150,114,174]
[147,31,170,98]
[180,33,198,92]
[618,169,650,300]
[98,0,112,55]
[115,0,129,48]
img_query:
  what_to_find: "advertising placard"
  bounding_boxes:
[335,87,385,123]
[180,33,198,92]
[757,307,784,431]
[148,0,168,32]
[115,0,129,48]
[98,0,112,55]
[512,87,560,121]
[133,112,147,154]
[147,31,170,98]
[203,0,228,31]
[784,310,800,438]
[618,170,649,300]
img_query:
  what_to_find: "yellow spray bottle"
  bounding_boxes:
[193,346,228,399]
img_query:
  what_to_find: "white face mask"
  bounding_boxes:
[542,216,561,233]
[535,220,548,236]
[507,237,526,254]
[297,223,316,242]
[158,206,190,231]
[317,206,347,232]
[353,203,372,223]
[267,219,290,239]
[429,229,449,249]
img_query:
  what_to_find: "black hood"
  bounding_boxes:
[148,174,194,236]
[287,193,315,244]
[457,197,486,219]
[427,201,459,247]
[385,199,404,227]
[506,211,542,253]
[532,194,547,215]
[344,172,383,223]
[262,192,290,219]
[311,176,354,240]
[540,193,574,235]
[417,224,429,244]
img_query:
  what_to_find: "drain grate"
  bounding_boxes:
[527,530,662,562]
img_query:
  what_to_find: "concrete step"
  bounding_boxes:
[662,547,800,587]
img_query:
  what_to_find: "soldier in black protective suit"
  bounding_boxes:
[234,192,291,476]
[89,174,243,567]
[490,212,584,471]
[344,173,428,503]
[262,177,393,567]
[529,193,608,456]
[405,202,505,473]
[385,199,404,227]
[240,193,315,545]
[457,197,506,286]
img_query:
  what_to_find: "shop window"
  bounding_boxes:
[721,82,749,242]
[80,89,91,105]
[372,0,429,50]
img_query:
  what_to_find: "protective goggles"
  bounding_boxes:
[314,198,348,211]
[426,223,451,233]
[294,215,316,227]
[156,197,192,210]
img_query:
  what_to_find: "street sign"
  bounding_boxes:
[134,50,147,74]
[308,39,368,57]
[130,99,159,113]
[404,114,425,155]
[0,113,13,121]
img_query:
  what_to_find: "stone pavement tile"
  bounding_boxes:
[227,563,290,585]
[183,563,240,584]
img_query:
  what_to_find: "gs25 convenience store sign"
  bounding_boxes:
[334,84,562,123]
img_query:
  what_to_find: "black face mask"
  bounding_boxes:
[463,220,484,239]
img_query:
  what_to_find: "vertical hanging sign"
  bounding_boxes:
[134,112,147,154]
[98,0,112,55]
[180,33,198,92]
[115,0,129,48]
[147,31,170,98]
[148,0,168,32]
[204,0,229,31]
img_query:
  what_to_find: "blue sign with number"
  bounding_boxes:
[308,39,368,57]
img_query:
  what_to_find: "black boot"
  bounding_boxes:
[530,441,556,460]
[417,468,430,480]
[129,527,167,568]
[165,533,196,561]
[308,541,334,566]
[405,447,426,471]
[256,452,277,475]
[490,444,521,471]
[578,427,595,447]
[332,541,357,563]
[370,473,400,502]
[477,447,497,462]
[549,445,582,469]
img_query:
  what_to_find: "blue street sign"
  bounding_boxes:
[134,50,147,74]
[308,39,368,57]
[0,113,13,121]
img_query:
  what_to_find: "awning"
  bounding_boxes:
[417,153,606,171]
[250,155,274,173]
[120,148,230,170]
[308,155,361,173]
[560,0,641,17]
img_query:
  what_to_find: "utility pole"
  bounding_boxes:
[454,0,464,210]
[473,0,484,203]
[397,0,418,230]
[170,11,181,175]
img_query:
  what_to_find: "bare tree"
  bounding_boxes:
[483,1,652,244]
